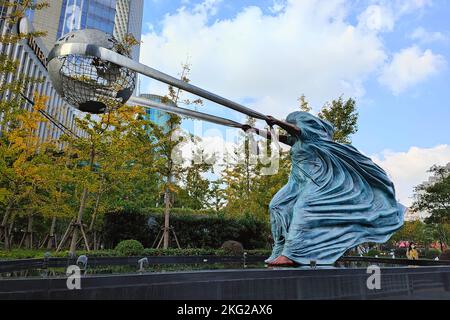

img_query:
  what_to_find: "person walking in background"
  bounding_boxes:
[407,242,419,260]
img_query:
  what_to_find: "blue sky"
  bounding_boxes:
[138,0,450,206]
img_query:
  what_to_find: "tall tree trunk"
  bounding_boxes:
[88,191,102,249]
[25,214,33,249]
[163,184,171,250]
[0,199,14,242]
[4,231,11,250]
[161,65,188,250]
[47,216,57,249]
[70,187,88,255]
[4,214,15,250]
[89,190,102,232]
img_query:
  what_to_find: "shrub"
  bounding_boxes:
[115,240,145,256]
[366,250,381,257]
[423,249,441,260]
[221,241,244,255]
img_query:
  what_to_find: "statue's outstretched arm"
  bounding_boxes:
[241,126,294,146]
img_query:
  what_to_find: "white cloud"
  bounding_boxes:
[357,0,432,34]
[140,0,443,117]
[409,27,449,44]
[358,5,395,32]
[378,46,447,95]
[372,145,450,207]
[140,0,388,118]
[395,0,432,15]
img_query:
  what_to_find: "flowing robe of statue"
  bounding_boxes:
[267,112,405,265]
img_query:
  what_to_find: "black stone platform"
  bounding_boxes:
[2,265,450,300]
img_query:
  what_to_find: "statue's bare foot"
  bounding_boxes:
[265,257,277,264]
[268,255,296,267]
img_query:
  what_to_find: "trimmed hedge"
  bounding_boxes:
[103,209,270,250]
[0,248,272,261]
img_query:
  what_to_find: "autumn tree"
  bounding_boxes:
[75,106,161,249]
[0,94,56,249]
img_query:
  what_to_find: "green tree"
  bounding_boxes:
[141,62,203,249]
[413,165,450,224]
[208,179,226,212]
[250,150,291,221]
[318,96,358,144]
[412,164,450,251]
[222,117,259,217]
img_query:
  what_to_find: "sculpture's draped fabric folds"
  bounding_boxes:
[268,112,405,265]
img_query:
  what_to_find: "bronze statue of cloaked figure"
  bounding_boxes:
[245,112,405,266]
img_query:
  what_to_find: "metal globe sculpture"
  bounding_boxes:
[48,29,136,114]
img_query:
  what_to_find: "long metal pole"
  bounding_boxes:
[130,96,245,129]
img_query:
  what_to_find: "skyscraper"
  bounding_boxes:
[57,0,117,38]
[29,0,64,51]
[114,0,144,61]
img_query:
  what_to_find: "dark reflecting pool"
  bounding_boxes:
[0,259,421,279]
[0,263,267,279]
